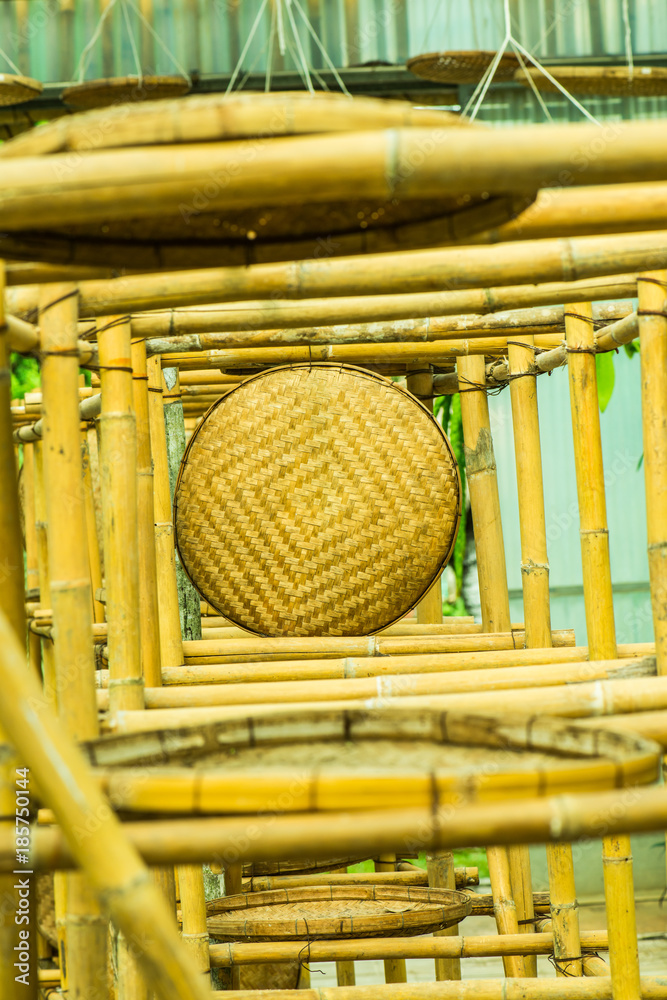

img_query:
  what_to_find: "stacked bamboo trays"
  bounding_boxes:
[406,50,520,85]
[515,64,667,97]
[0,91,535,268]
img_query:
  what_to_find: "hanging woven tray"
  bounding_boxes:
[173,363,461,637]
[84,707,661,815]
[514,65,667,97]
[206,885,471,941]
[0,90,535,268]
[407,50,520,86]
[61,74,191,109]
[0,73,43,107]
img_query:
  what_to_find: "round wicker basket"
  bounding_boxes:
[0,91,534,267]
[514,65,667,97]
[0,73,43,107]
[62,74,191,109]
[84,707,661,814]
[407,50,520,85]
[173,363,461,637]
[206,885,471,941]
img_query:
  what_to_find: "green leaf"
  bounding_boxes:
[637,453,644,471]
[623,340,639,359]
[595,351,615,412]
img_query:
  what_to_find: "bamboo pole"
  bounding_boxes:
[208,930,609,965]
[81,431,105,624]
[427,853,461,981]
[9,778,667,870]
[566,302,617,661]
[177,865,210,981]
[566,303,640,1000]
[160,643,649,685]
[8,119,667,226]
[546,843,583,977]
[240,869,477,892]
[147,356,184,670]
[3,238,656,319]
[0,262,36,999]
[131,337,162,688]
[163,368,202,642]
[637,272,667,676]
[0,607,210,1000]
[98,316,145,715]
[33,443,56,709]
[374,855,407,983]
[205,980,667,1000]
[39,283,107,998]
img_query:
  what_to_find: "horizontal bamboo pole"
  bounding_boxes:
[198,622,512,640]
[241,868,477,892]
[180,630,576,664]
[9,781,667,871]
[6,119,667,226]
[109,672,667,732]
[97,657,650,711]
[160,642,651,685]
[208,931,609,966]
[13,392,101,442]
[112,275,637,335]
[470,181,667,244]
[208,980,667,1000]
[4,232,658,318]
[157,335,563,371]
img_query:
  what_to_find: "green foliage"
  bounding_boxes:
[347,849,490,879]
[595,351,615,412]
[10,353,40,400]
[434,392,468,616]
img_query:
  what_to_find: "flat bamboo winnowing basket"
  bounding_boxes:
[173,364,461,637]
[84,708,661,815]
[0,73,42,106]
[206,885,471,941]
[407,50,520,85]
[62,74,190,109]
[515,65,667,97]
[0,90,534,267]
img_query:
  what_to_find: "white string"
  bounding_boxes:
[0,46,22,75]
[622,0,634,79]
[120,0,142,83]
[75,0,120,82]
[225,0,269,95]
[123,0,192,80]
[291,0,351,96]
[509,39,552,122]
[265,0,277,92]
[511,38,601,125]
[276,0,287,55]
[284,0,314,94]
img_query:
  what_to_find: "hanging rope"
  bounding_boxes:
[622,0,634,79]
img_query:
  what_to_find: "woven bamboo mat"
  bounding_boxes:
[407,50,520,85]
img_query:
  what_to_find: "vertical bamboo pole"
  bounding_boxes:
[336,960,356,986]
[0,261,37,1000]
[427,853,461,981]
[131,338,162,688]
[82,431,105,623]
[458,354,530,976]
[508,334,564,979]
[23,442,39,596]
[545,842,583,977]
[98,316,145,715]
[163,367,202,642]
[178,865,210,982]
[375,856,407,983]
[566,303,617,660]
[33,443,57,711]
[637,272,667,676]
[566,302,639,1000]
[39,282,108,999]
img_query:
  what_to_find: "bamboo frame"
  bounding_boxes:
[637,273,667,676]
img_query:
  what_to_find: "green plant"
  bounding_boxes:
[434,392,468,617]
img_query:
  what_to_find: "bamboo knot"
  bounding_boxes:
[107,677,145,688]
[521,560,549,575]
[647,541,667,552]
[637,309,667,318]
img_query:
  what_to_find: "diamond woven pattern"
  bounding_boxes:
[174,364,460,637]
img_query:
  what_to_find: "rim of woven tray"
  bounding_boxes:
[173,363,462,637]
[61,74,191,109]
[206,885,471,940]
[0,73,43,107]
[514,64,667,97]
[407,50,521,85]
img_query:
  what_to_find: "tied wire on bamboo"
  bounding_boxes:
[566,302,640,1000]
[39,282,107,997]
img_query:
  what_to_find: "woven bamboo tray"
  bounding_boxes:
[173,364,461,637]
[0,91,534,267]
[0,73,42,107]
[206,885,471,941]
[61,74,191,109]
[84,707,661,815]
[407,50,520,85]
[515,65,667,97]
